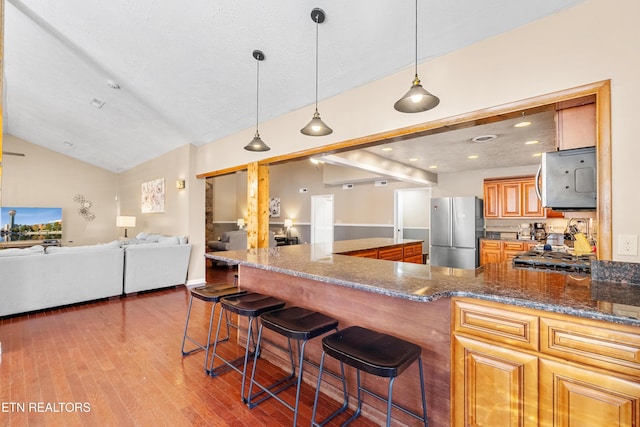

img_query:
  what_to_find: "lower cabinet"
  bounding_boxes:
[452,298,640,427]
[480,239,538,265]
[539,358,640,427]
[453,335,539,427]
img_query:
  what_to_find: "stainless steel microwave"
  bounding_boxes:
[536,146,597,211]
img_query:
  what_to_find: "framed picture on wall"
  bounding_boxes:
[269,197,280,218]
[141,178,165,213]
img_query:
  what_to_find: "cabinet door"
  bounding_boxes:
[539,358,640,427]
[453,335,538,427]
[480,240,502,265]
[556,103,596,150]
[500,182,522,217]
[484,182,500,218]
[522,179,544,217]
[502,241,526,263]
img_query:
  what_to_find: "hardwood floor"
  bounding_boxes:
[0,266,379,427]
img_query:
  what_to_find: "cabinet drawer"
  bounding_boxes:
[403,243,422,257]
[403,254,423,264]
[378,246,403,261]
[502,241,525,251]
[540,317,640,376]
[481,240,501,250]
[454,299,538,351]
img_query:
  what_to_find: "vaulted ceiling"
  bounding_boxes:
[3,0,585,172]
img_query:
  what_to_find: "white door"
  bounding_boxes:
[395,188,431,237]
[311,194,334,245]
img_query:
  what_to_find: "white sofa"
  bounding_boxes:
[0,243,124,317]
[0,233,192,317]
[123,234,192,294]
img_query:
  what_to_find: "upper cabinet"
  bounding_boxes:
[484,176,544,218]
[556,103,597,150]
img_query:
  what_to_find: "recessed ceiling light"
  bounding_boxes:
[381,147,393,152]
[471,134,497,143]
[429,165,438,169]
[63,141,73,147]
[468,155,479,159]
[514,121,532,128]
[525,140,540,145]
[409,157,418,162]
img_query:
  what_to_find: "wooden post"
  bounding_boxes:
[246,162,270,249]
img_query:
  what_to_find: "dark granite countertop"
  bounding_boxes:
[205,241,640,328]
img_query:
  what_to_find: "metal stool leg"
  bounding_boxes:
[311,351,349,427]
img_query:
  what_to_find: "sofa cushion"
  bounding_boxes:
[46,240,121,253]
[158,235,180,245]
[0,245,46,257]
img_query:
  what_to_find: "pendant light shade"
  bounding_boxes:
[244,50,271,152]
[394,0,439,113]
[301,8,332,136]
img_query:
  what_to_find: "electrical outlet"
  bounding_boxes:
[618,234,638,256]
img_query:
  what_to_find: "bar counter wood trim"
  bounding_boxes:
[238,264,451,427]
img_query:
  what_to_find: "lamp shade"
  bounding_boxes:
[284,218,293,228]
[300,110,333,136]
[237,218,245,228]
[116,216,136,228]
[394,75,440,113]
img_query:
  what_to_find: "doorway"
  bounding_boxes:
[310,194,334,245]
[395,187,431,261]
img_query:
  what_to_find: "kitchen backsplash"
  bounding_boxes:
[485,217,597,240]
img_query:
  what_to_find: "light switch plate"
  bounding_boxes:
[618,234,638,256]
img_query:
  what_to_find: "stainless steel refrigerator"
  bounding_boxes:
[430,196,484,269]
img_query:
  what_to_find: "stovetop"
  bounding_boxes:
[512,250,595,273]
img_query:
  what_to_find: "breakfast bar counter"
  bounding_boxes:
[205,239,639,327]
[204,241,640,427]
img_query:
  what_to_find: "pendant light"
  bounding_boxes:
[301,8,333,136]
[244,50,271,152]
[394,0,440,113]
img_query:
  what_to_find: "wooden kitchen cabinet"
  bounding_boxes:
[452,298,640,427]
[453,335,539,427]
[480,240,537,265]
[378,246,404,261]
[480,240,502,265]
[340,241,424,264]
[539,359,640,427]
[483,181,500,218]
[484,176,544,218]
[556,103,596,150]
[522,179,544,216]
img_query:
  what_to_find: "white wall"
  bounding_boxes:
[1,135,117,245]
[195,0,640,262]
[118,144,205,285]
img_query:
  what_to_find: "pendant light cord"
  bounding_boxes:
[314,14,319,110]
[414,0,418,77]
[256,57,260,131]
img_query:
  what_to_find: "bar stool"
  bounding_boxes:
[246,306,342,426]
[208,292,286,402]
[311,326,428,427]
[181,277,246,372]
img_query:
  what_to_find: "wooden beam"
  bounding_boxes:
[246,162,270,249]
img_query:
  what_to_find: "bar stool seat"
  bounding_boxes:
[181,280,246,372]
[312,326,428,427]
[208,292,286,402]
[246,307,340,426]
